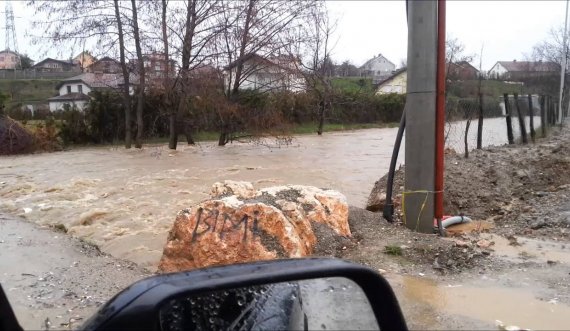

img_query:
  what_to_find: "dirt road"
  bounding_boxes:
[0,214,149,330]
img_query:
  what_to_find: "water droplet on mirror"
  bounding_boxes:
[237,299,244,306]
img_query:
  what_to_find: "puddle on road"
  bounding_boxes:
[481,233,570,265]
[445,220,494,236]
[389,275,570,330]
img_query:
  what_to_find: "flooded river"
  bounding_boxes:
[0,117,539,269]
[4,116,570,330]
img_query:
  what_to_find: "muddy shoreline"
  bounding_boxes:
[0,214,149,330]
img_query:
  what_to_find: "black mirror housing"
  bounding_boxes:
[81,258,407,331]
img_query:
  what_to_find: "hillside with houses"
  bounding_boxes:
[2,47,561,116]
[0,0,565,151]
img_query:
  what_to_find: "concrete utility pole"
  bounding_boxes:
[560,0,569,124]
[403,1,438,233]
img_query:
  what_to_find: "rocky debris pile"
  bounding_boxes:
[366,128,570,239]
[158,181,350,273]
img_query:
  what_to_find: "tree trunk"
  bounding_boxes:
[169,113,178,149]
[113,0,131,149]
[161,0,178,150]
[171,0,198,148]
[131,0,145,149]
[317,99,325,135]
[231,0,255,96]
[218,130,227,146]
[183,120,195,144]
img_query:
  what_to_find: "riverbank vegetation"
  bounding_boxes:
[4,89,405,147]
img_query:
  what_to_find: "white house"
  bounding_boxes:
[48,73,137,111]
[488,60,559,80]
[488,62,509,79]
[376,68,407,95]
[360,53,396,84]
[223,54,304,93]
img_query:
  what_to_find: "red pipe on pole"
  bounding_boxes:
[435,0,446,234]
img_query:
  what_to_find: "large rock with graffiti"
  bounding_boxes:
[158,181,351,273]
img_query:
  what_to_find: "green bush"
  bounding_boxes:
[330,91,405,124]
[50,86,407,146]
[57,105,91,144]
[56,91,126,145]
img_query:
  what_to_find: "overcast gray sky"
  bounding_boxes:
[327,0,567,70]
[4,0,568,71]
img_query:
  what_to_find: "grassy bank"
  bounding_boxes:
[0,79,60,108]
[63,122,398,148]
[291,122,397,135]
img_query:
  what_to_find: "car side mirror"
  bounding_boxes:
[81,258,407,331]
[0,283,23,331]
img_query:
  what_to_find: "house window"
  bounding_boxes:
[78,85,83,93]
[0,56,4,61]
[67,86,72,94]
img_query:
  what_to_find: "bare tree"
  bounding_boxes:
[527,26,566,98]
[445,37,474,82]
[30,0,138,149]
[130,0,145,148]
[476,44,484,149]
[113,0,132,148]
[531,25,568,66]
[28,1,119,57]
[163,0,223,149]
[337,60,359,77]
[215,0,313,145]
[293,1,336,135]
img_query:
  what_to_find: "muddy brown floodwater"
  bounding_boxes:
[0,117,537,270]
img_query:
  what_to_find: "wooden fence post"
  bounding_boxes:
[504,93,514,144]
[513,93,528,144]
[476,93,484,149]
[552,98,556,126]
[540,95,547,137]
[547,96,552,126]
[528,94,535,143]
[554,102,560,125]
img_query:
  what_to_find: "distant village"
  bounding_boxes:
[0,48,561,114]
